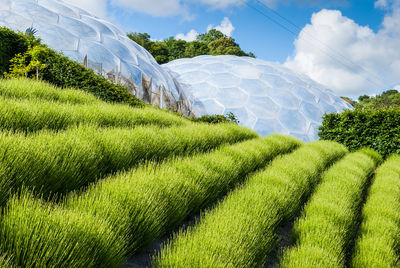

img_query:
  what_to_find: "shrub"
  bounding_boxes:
[0,27,29,76]
[318,109,400,157]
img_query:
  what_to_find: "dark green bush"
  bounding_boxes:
[30,45,144,107]
[191,112,239,124]
[318,109,400,157]
[1,27,143,106]
[0,27,29,76]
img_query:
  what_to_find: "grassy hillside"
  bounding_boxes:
[0,78,399,268]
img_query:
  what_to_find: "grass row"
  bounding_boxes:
[0,135,301,267]
[0,78,100,105]
[0,123,256,207]
[0,96,188,132]
[351,154,400,267]
[279,149,382,267]
[154,140,347,267]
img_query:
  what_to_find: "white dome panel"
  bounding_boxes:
[164,55,353,141]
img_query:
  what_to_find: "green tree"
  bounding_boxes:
[208,37,247,56]
[164,37,187,61]
[127,32,151,50]
[197,29,225,44]
[354,89,400,109]
[148,41,169,64]
[184,41,209,58]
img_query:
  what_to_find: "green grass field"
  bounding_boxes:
[0,78,399,268]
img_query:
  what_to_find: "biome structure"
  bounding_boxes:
[0,0,192,114]
[0,0,352,140]
[164,55,353,141]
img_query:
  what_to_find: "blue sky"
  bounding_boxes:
[110,0,384,63]
[65,0,400,97]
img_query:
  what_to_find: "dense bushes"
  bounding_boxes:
[0,27,29,76]
[319,109,400,157]
[26,45,143,106]
[0,27,143,106]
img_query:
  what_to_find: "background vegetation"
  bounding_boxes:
[127,29,255,64]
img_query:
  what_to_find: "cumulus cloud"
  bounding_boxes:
[175,17,235,42]
[207,17,235,37]
[285,3,400,97]
[175,29,199,42]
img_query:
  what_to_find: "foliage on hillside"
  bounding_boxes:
[127,29,255,64]
[345,89,400,109]
[319,109,400,157]
[0,27,143,107]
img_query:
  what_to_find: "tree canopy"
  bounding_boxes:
[348,89,400,109]
[127,29,255,64]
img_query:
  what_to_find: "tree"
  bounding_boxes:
[197,29,225,44]
[208,37,247,56]
[184,41,209,58]
[127,32,151,50]
[164,37,187,61]
[353,89,400,109]
[148,41,169,64]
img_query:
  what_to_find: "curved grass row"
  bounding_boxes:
[0,78,100,105]
[0,96,189,133]
[351,154,400,267]
[0,135,301,268]
[154,141,347,267]
[0,123,256,207]
[279,149,382,267]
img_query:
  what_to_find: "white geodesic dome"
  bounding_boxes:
[164,55,353,141]
[0,0,190,113]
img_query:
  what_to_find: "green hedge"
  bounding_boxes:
[0,27,29,76]
[318,109,400,157]
[0,27,143,106]
[32,45,143,107]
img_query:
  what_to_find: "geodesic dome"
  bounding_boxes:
[0,0,190,113]
[164,55,353,141]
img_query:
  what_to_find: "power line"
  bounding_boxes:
[244,0,385,89]
[254,0,385,87]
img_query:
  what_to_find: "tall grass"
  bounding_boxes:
[154,141,347,267]
[0,254,13,268]
[0,78,100,105]
[279,149,382,267]
[351,154,400,267]
[0,135,300,268]
[0,123,256,207]
[0,192,125,268]
[0,97,189,132]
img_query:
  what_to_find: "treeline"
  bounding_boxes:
[342,89,400,110]
[127,29,255,64]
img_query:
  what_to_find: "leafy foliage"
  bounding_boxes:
[351,89,400,109]
[191,112,239,124]
[2,27,143,106]
[318,109,400,157]
[127,29,255,64]
[0,27,30,76]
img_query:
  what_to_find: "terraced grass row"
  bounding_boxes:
[0,123,256,207]
[0,78,100,105]
[0,96,189,133]
[351,155,400,267]
[0,135,301,268]
[280,149,382,267]
[154,141,347,267]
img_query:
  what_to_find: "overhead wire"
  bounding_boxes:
[243,0,386,89]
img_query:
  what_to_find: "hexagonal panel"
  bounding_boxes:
[0,0,182,112]
[164,55,352,141]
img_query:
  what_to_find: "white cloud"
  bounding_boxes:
[375,0,389,9]
[285,5,400,97]
[175,29,199,42]
[175,17,235,42]
[207,17,235,37]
